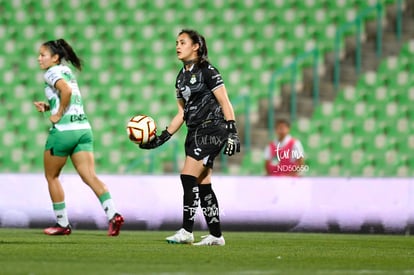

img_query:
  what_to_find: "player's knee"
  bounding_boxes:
[181,165,193,175]
[44,172,59,183]
[199,176,211,185]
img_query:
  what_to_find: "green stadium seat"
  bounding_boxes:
[320,117,353,136]
[364,86,391,107]
[395,135,414,152]
[396,86,414,103]
[377,56,403,81]
[389,118,411,135]
[240,151,265,176]
[388,71,411,89]
[342,101,375,119]
[354,117,384,137]
[307,7,329,27]
[358,71,382,88]
[330,132,363,154]
[312,101,344,120]
[306,133,330,152]
[313,148,339,174]
[400,40,414,59]
[396,165,411,177]
[344,150,372,176]
[375,101,407,122]
[0,0,401,174]
[331,86,362,104]
[363,133,393,153]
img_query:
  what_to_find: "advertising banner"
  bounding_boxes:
[0,175,413,233]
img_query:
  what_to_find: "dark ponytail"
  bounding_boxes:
[179,29,209,64]
[43,38,83,71]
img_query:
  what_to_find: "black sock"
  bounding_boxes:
[199,183,222,237]
[180,174,199,233]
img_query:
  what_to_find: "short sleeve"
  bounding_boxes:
[44,66,62,87]
[293,140,305,158]
[203,64,224,92]
[176,89,182,99]
[175,71,183,99]
[264,145,272,161]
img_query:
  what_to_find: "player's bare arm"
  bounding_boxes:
[50,79,72,124]
[166,99,185,135]
[213,86,235,121]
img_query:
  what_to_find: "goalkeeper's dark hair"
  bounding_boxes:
[43,38,83,71]
[179,29,208,64]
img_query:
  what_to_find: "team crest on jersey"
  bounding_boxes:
[190,74,196,84]
[62,71,75,82]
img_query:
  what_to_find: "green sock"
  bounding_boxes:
[99,192,117,220]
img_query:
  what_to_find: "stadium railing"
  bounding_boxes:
[333,3,384,91]
[267,48,320,137]
[333,0,403,91]
[267,0,404,136]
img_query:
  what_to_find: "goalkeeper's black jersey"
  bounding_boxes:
[175,61,225,128]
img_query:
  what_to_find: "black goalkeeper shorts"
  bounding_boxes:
[185,121,228,168]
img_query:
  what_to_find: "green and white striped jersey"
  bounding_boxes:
[44,64,91,131]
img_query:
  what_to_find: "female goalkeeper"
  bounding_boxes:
[34,39,124,236]
[140,29,240,246]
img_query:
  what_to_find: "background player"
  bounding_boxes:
[140,29,240,246]
[34,39,124,236]
[264,119,305,176]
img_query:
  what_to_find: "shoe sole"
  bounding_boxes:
[166,240,193,244]
[193,244,225,246]
[44,230,71,236]
[193,239,225,246]
[193,243,225,246]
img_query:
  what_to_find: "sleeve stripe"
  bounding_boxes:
[211,84,225,92]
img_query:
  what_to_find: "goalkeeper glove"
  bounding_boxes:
[139,128,172,150]
[223,120,241,156]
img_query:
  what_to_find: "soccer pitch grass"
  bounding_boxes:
[0,229,413,275]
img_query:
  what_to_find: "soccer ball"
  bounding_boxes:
[126,115,157,145]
